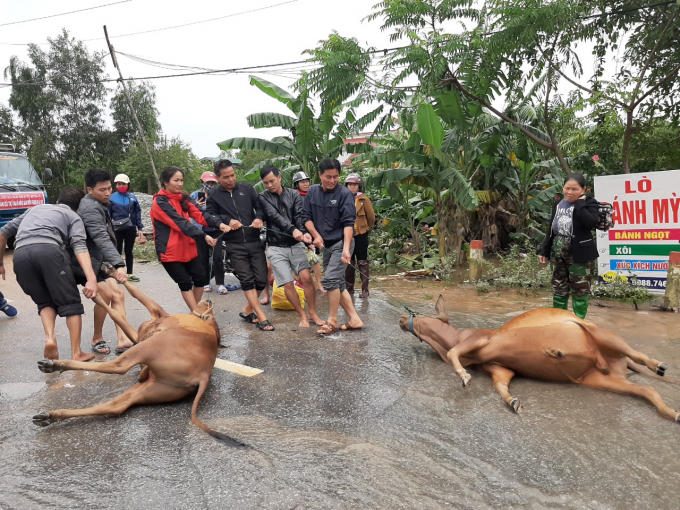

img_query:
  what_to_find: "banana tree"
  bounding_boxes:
[216,76,383,187]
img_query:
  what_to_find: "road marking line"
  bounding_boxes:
[214,358,263,377]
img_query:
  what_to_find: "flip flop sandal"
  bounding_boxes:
[92,341,110,355]
[256,320,275,331]
[217,285,228,295]
[224,284,241,291]
[317,322,337,335]
[204,285,213,292]
[114,347,131,355]
[339,322,363,331]
[239,312,258,324]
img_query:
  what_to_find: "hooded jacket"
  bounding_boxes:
[204,182,264,244]
[151,189,208,263]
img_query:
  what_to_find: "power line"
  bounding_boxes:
[0,1,299,45]
[0,0,131,28]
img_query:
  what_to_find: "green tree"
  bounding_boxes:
[110,80,160,148]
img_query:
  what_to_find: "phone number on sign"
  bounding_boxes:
[632,279,667,288]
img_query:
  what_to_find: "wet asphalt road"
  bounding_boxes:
[1,260,679,509]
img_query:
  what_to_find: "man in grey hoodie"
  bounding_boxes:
[0,188,98,361]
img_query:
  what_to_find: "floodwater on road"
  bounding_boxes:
[0,261,678,509]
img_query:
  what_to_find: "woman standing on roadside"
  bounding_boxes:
[539,172,599,319]
[151,167,227,312]
[111,173,146,282]
[344,173,375,298]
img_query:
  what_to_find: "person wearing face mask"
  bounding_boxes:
[344,173,375,298]
[110,173,145,282]
[539,172,599,319]
[190,171,232,295]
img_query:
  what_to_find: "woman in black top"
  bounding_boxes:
[539,173,599,319]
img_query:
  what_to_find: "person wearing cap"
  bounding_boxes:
[111,173,145,282]
[293,171,325,294]
[190,170,231,295]
[344,173,375,298]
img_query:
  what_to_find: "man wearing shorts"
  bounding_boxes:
[0,188,99,361]
[259,165,323,328]
[204,160,274,331]
[77,168,132,354]
[303,159,364,335]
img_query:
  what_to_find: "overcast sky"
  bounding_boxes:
[0,0,396,157]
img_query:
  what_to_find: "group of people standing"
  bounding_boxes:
[150,158,372,334]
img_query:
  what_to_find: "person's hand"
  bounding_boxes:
[341,248,351,264]
[83,277,98,299]
[196,197,206,207]
[136,231,146,244]
[229,219,242,230]
[292,229,303,242]
[0,264,5,280]
[539,256,548,264]
[205,235,218,247]
[313,236,324,249]
[302,233,312,245]
[251,219,264,229]
[219,223,231,234]
[115,267,127,284]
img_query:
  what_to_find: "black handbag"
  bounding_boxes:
[112,198,134,231]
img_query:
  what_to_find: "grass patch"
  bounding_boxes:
[423,293,434,300]
[487,243,551,290]
[133,243,158,263]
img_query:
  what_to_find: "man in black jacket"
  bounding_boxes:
[303,159,364,335]
[204,160,274,331]
[259,166,323,328]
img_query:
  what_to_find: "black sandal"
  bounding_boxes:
[239,312,258,324]
[92,341,110,355]
[256,320,275,331]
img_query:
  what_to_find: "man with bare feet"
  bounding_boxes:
[259,166,323,328]
[204,160,274,331]
[0,188,98,361]
[77,169,133,355]
[303,159,364,335]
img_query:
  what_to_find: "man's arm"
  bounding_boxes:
[204,194,238,230]
[341,226,354,264]
[74,251,98,298]
[0,211,28,279]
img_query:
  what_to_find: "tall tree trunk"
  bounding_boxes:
[621,110,634,174]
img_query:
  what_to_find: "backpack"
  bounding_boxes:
[596,201,615,231]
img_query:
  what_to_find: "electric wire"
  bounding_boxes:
[0,0,131,28]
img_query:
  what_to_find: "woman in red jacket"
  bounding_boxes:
[151,166,226,311]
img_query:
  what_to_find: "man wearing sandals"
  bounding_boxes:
[204,160,274,331]
[303,159,364,335]
[76,169,134,354]
[259,165,324,328]
[0,188,99,361]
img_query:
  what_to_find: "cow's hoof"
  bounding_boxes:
[656,363,668,377]
[37,359,62,373]
[510,398,523,414]
[32,412,53,427]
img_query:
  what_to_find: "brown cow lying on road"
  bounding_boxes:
[33,278,245,446]
[400,296,679,423]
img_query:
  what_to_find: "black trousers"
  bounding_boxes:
[351,232,369,261]
[14,244,84,316]
[115,226,137,275]
[194,234,225,286]
[225,240,267,291]
[162,257,208,292]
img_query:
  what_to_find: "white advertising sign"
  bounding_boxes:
[594,170,680,293]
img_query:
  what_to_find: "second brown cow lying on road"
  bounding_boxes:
[400,295,679,423]
[33,278,245,446]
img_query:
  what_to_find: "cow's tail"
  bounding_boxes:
[191,379,246,447]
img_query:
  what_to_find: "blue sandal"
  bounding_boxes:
[217,285,228,295]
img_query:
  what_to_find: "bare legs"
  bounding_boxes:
[317,288,363,333]
[181,286,204,312]
[242,289,273,330]
[39,307,93,362]
[298,269,323,326]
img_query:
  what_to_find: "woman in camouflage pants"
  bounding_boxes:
[539,173,599,319]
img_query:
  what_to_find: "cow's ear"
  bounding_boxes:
[434,294,449,324]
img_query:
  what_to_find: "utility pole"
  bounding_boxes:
[104,25,161,189]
